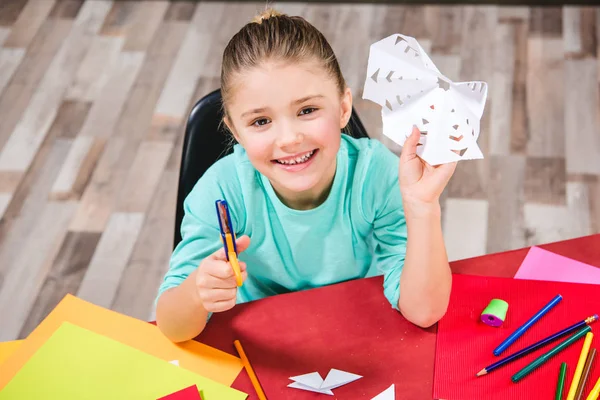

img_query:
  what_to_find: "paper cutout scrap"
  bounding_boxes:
[0,340,22,365]
[515,246,600,284]
[288,368,362,395]
[362,33,488,165]
[157,384,203,400]
[371,384,395,400]
[170,360,180,366]
[0,322,245,400]
[0,294,243,391]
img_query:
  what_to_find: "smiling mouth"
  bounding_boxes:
[272,149,317,165]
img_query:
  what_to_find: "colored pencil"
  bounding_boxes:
[234,339,267,400]
[575,348,596,400]
[494,294,563,356]
[512,325,591,383]
[556,363,567,400]
[586,376,600,400]
[477,315,598,376]
[567,332,594,400]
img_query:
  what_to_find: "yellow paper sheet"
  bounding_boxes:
[0,322,246,399]
[0,341,22,365]
[0,294,242,390]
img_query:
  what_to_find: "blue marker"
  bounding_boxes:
[493,294,563,356]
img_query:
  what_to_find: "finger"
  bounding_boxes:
[204,297,237,313]
[400,126,421,163]
[211,235,251,261]
[200,287,237,303]
[204,260,235,280]
[432,161,457,188]
[199,274,238,289]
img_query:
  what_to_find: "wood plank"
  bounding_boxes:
[65,35,124,102]
[565,59,600,175]
[76,212,145,309]
[0,0,28,27]
[99,1,135,36]
[51,100,92,139]
[524,182,592,247]
[70,20,188,233]
[498,6,529,23]
[426,6,463,54]
[2,0,55,48]
[50,136,106,200]
[164,1,197,22]
[0,48,25,97]
[0,0,113,172]
[154,3,224,118]
[564,7,597,58]
[19,231,101,338]
[112,170,177,320]
[486,155,526,254]
[526,37,564,158]
[0,20,72,153]
[0,199,76,341]
[116,140,173,213]
[443,198,489,262]
[579,7,597,58]
[529,7,563,37]
[524,157,566,205]
[122,0,168,51]
[563,7,582,55]
[0,138,71,276]
[0,27,10,46]
[48,0,85,19]
[78,51,145,138]
[0,193,11,221]
[489,23,515,156]
[510,20,528,154]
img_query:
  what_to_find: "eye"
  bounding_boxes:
[299,107,318,116]
[250,118,270,127]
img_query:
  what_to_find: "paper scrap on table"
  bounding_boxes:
[170,360,180,366]
[515,246,600,284]
[0,294,243,391]
[0,340,22,365]
[288,368,362,395]
[158,384,203,400]
[0,322,245,400]
[371,384,395,400]
[362,33,488,166]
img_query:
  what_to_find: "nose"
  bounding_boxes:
[276,122,304,150]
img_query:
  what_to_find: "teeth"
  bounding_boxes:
[277,150,314,165]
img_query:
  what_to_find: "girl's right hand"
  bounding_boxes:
[195,235,251,313]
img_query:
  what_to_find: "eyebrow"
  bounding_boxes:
[240,94,325,119]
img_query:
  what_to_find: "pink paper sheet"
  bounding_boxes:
[514,246,600,284]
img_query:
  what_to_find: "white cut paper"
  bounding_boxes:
[169,359,179,366]
[288,369,362,395]
[371,384,395,400]
[362,33,488,166]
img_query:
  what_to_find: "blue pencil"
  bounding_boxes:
[493,294,563,356]
[477,314,598,376]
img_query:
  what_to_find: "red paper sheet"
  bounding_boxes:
[198,276,437,399]
[434,274,600,400]
[157,385,202,400]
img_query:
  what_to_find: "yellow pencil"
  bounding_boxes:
[234,339,267,400]
[567,332,594,400]
[586,376,600,400]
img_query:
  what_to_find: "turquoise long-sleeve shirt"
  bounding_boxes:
[158,134,408,310]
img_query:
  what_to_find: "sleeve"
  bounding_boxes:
[360,140,407,310]
[155,166,240,303]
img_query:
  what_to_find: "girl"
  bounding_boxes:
[156,9,457,343]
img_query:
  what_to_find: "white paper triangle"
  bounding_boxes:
[288,382,334,395]
[168,360,179,366]
[289,372,324,388]
[321,368,363,390]
[371,384,395,400]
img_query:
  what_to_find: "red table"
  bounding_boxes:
[196,234,600,399]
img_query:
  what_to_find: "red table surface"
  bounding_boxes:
[194,234,600,399]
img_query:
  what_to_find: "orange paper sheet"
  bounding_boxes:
[0,294,243,390]
[0,341,22,365]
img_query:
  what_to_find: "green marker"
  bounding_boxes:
[512,325,591,383]
[555,362,567,400]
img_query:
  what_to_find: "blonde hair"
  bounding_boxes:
[220,8,347,120]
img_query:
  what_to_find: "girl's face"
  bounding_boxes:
[224,59,352,209]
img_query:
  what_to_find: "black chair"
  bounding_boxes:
[173,88,370,249]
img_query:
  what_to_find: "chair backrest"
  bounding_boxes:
[173,88,370,248]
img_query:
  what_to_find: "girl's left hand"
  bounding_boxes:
[399,126,457,211]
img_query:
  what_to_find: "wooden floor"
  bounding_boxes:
[0,0,598,341]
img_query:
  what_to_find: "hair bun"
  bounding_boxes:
[252,8,283,24]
